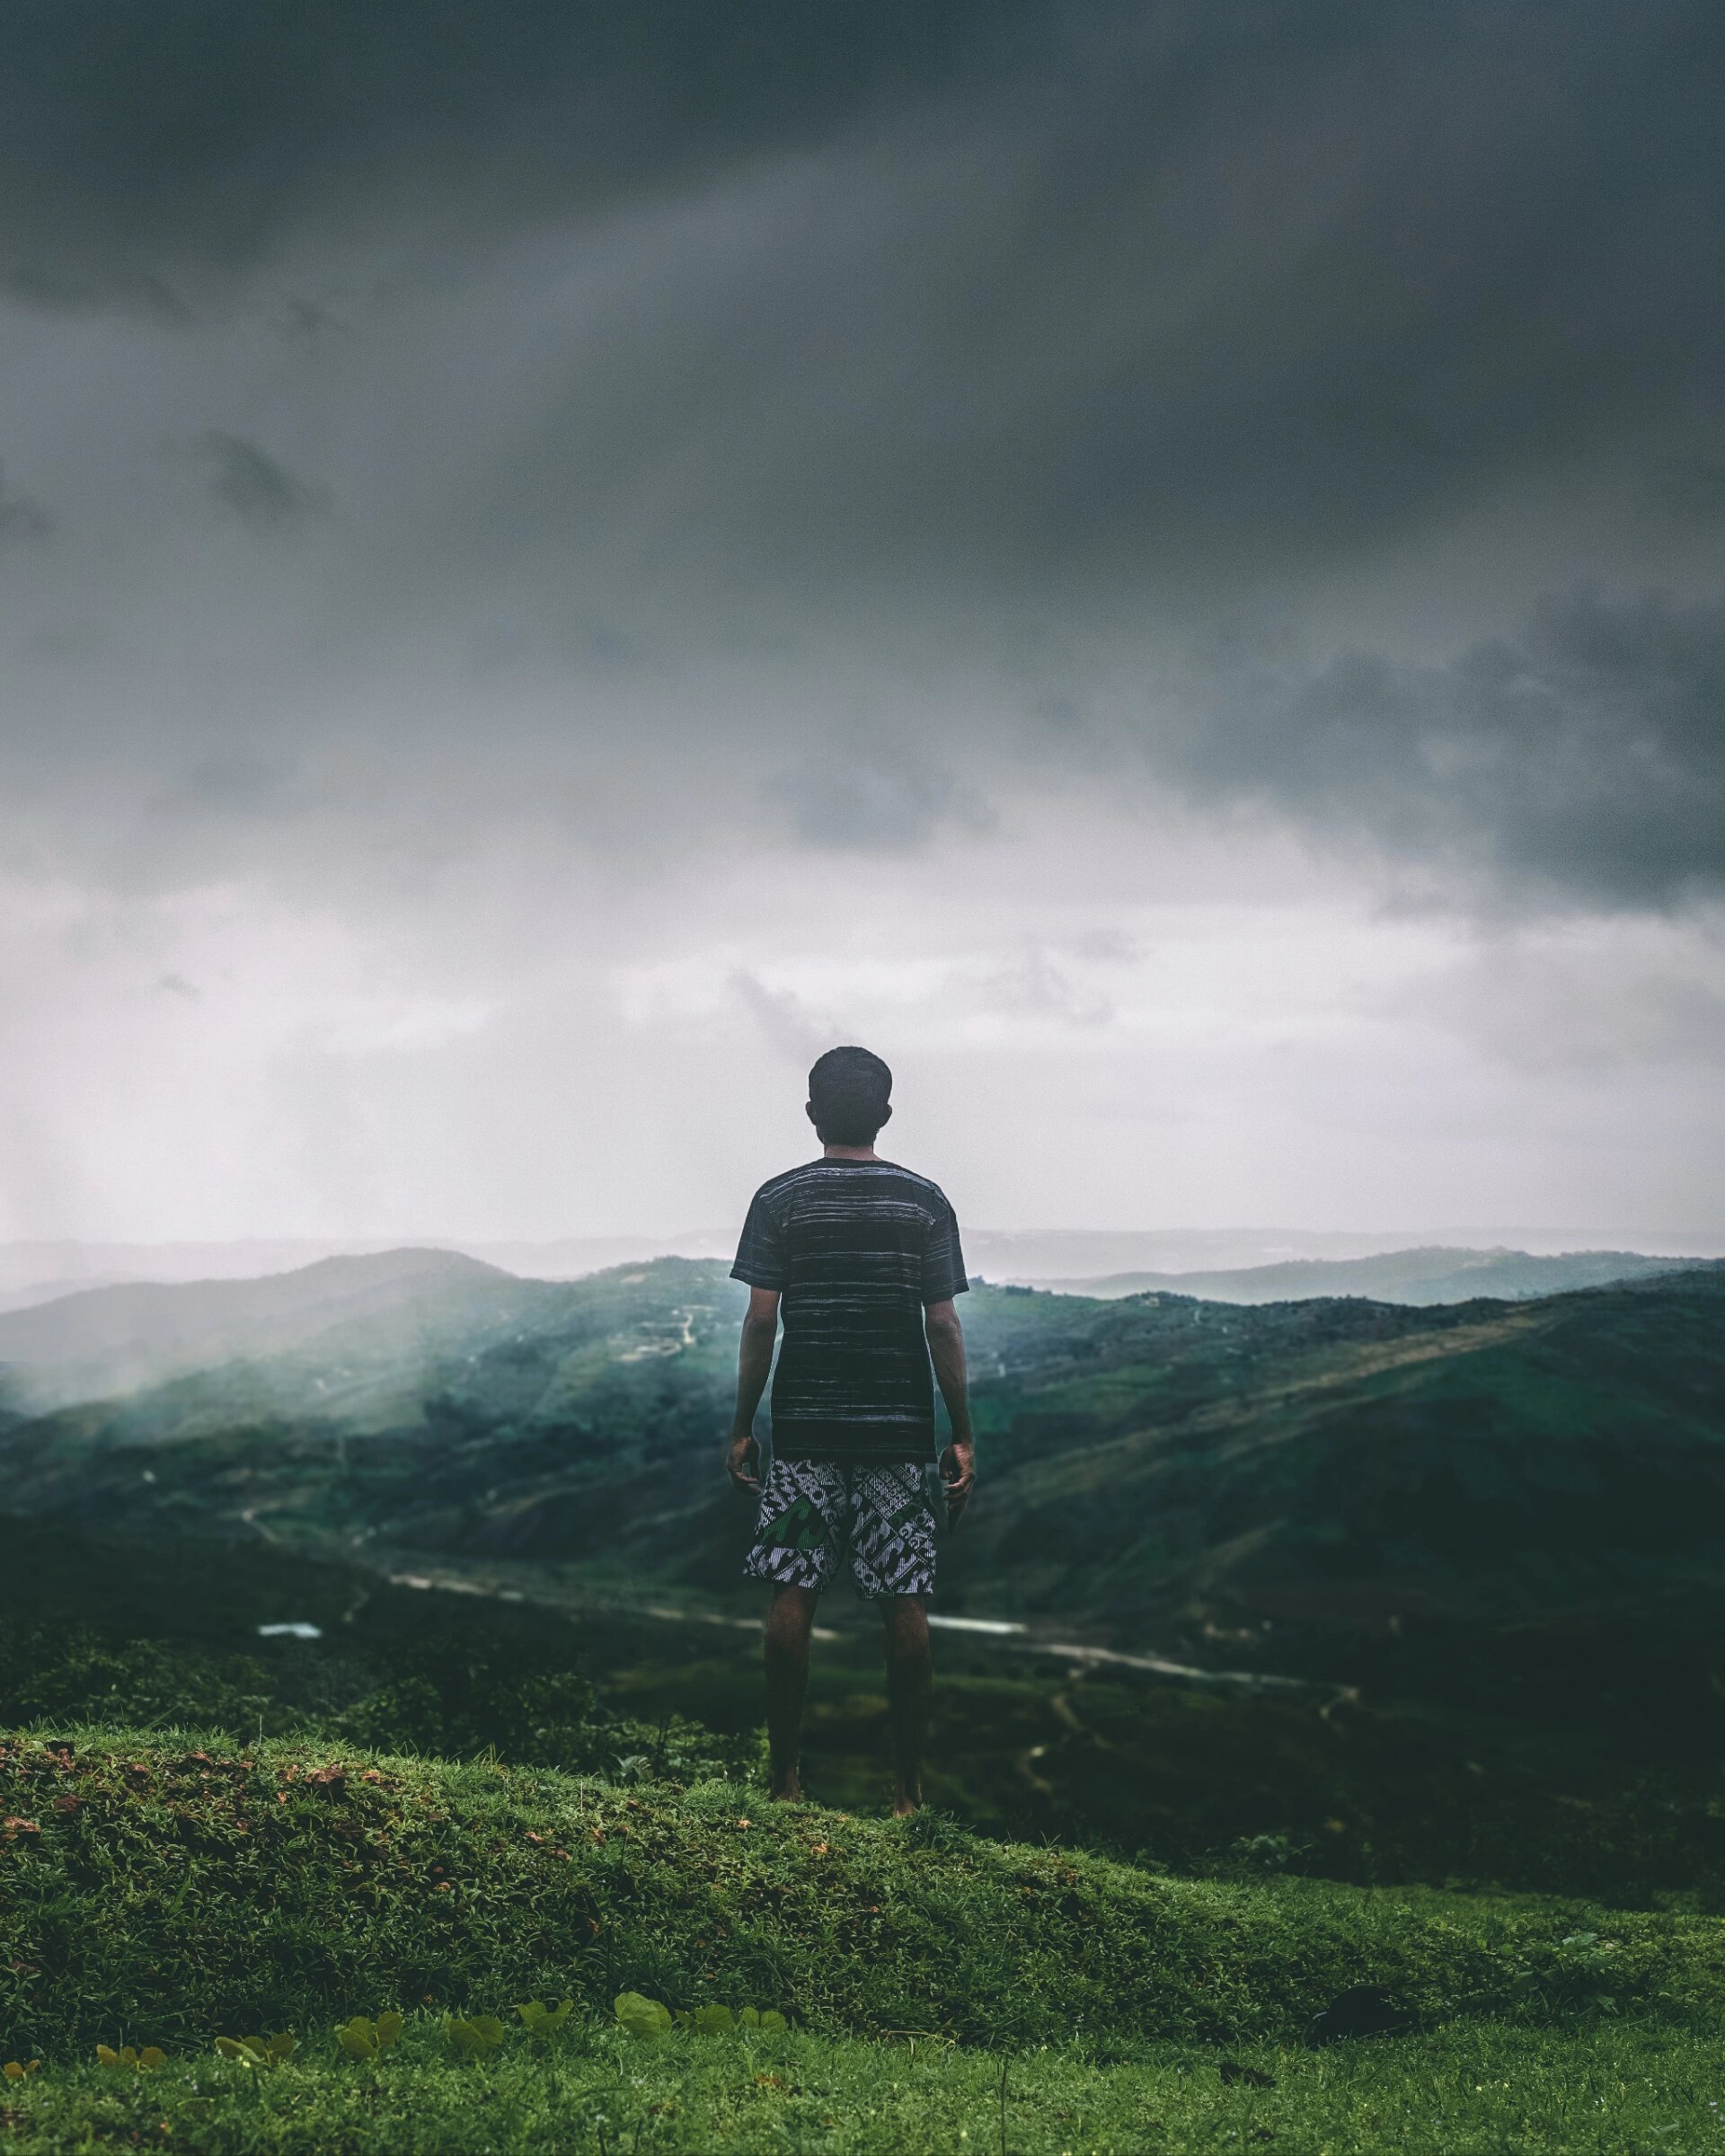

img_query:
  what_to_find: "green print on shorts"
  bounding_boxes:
[761,1496,827,1551]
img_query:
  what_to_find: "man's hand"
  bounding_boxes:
[924,1300,974,1524]
[727,1429,764,1496]
[941,1436,976,1522]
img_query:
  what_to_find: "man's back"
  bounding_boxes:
[725,1044,976,1815]
[731,1156,968,1463]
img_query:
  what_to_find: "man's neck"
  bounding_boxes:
[822,1144,879,1162]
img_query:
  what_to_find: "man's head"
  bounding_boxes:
[807,1045,893,1147]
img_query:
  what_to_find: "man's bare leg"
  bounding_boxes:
[882,1593,932,1816]
[764,1584,819,1801]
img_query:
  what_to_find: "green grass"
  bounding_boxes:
[5,1731,1724,2063]
[3,2019,1723,2153]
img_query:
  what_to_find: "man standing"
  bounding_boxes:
[727,1046,975,1815]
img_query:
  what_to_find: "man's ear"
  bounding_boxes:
[805,1100,818,1127]
[878,1102,892,1128]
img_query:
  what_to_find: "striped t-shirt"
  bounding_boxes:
[730,1158,969,1462]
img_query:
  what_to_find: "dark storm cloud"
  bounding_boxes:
[0,0,1039,313]
[3,0,1723,923]
[4,0,1721,588]
[1181,588,1725,909]
[398,0,1725,607]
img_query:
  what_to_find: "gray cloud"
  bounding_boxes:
[0,0,1721,934]
[1378,927,1725,1074]
[0,462,52,547]
[769,759,995,852]
[0,1,1719,602]
[976,945,1113,1028]
[1176,587,1725,910]
[3,2,1723,1250]
[181,431,331,531]
[730,972,833,1065]
[0,0,1036,314]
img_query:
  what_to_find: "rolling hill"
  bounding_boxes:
[945,1267,1725,1708]
[1,1256,1721,1726]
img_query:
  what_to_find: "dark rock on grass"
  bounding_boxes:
[1305,1984,1415,2044]
[1218,2059,1276,2085]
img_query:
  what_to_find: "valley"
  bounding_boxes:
[2,1247,1721,1902]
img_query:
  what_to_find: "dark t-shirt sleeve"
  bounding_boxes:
[730,1189,788,1291]
[920,1195,969,1304]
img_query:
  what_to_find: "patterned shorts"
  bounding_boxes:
[744,1457,937,1600]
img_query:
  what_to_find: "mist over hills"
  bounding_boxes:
[0,1247,505,1410]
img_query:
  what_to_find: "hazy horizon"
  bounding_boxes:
[4,1223,1722,1301]
[4,3,1721,1245]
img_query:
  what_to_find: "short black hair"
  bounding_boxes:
[808,1045,892,1145]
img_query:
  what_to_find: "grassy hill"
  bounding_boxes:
[5,1728,1721,2054]
[2,1726,1723,2153]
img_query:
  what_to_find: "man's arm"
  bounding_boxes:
[924,1298,976,1519]
[727,1286,781,1493]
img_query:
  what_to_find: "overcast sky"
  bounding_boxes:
[3,0,1723,1245]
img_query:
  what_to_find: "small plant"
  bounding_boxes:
[2,2061,40,2081]
[334,2012,403,2060]
[675,2004,738,2035]
[95,2046,165,2072]
[215,2032,296,2071]
[614,1992,672,2042]
[1507,1930,1628,2015]
[615,1993,787,2041]
[446,2015,506,2060]
[515,1998,574,2041]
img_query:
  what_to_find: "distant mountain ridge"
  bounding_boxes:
[0,1247,507,1409]
[0,1235,712,1297]
[6,1225,1721,1301]
[1042,1246,1699,1305]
